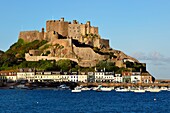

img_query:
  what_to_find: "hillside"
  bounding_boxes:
[0,38,146,73]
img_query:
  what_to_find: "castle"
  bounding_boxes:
[19,18,138,68]
[19,17,109,49]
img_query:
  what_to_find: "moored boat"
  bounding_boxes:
[146,87,161,92]
[94,85,112,92]
[81,87,91,91]
[133,89,145,93]
[100,87,112,92]
[71,86,81,93]
[115,87,129,92]
[160,87,168,91]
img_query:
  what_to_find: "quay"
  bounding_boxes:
[78,83,170,87]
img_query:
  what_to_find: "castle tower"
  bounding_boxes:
[86,21,91,34]
[60,17,64,22]
[41,28,44,40]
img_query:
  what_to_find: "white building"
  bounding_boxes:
[114,74,123,83]
[17,69,35,82]
[78,72,87,83]
[0,71,17,82]
[34,71,61,82]
[69,72,78,82]
[60,72,69,82]
[6,74,17,82]
[94,72,105,82]
[103,72,114,82]
[131,72,141,83]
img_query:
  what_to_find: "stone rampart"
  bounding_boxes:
[25,53,78,63]
[52,39,72,47]
[73,46,105,61]
[19,31,42,42]
[100,39,110,48]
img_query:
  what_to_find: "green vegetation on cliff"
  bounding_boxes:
[0,39,144,73]
[0,39,48,70]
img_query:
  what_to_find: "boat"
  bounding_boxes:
[100,87,112,92]
[146,87,161,92]
[93,85,102,91]
[81,87,91,91]
[115,87,129,92]
[160,87,168,91]
[133,88,145,93]
[167,88,170,91]
[71,86,81,93]
[16,84,29,89]
[130,87,145,93]
[9,86,15,89]
[94,85,112,92]
[57,84,70,90]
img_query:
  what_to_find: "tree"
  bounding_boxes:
[56,59,78,72]
[96,60,119,72]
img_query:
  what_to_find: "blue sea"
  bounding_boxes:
[0,89,169,113]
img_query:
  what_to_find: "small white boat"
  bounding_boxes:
[133,89,145,93]
[94,85,112,92]
[81,87,91,91]
[146,88,161,92]
[167,88,170,91]
[160,87,168,91]
[115,87,129,92]
[71,86,81,93]
[100,87,112,92]
[93,85,102,91]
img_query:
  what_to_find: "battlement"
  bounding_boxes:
[19,30,43,42]
[46,17,98,39]
[18,17,108,49]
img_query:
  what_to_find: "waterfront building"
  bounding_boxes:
[34,71,61,82]
[114,74,123,83]
[87,72,95,83]
[102,72,114,82]
[122,72,132,83]
[131,72,141,83]
[0,70,17,82]
[94,71,105,82]
[141,72,153,83]
[17,68,35,82]
[69,72,78,82]
[60,72,69,82]
[78,72,87,83]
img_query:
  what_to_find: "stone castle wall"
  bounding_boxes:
[100,39,110,48]
[51,39,72,47]
[25,53,78,63]
[19,31,43,42]
[46,18,69,37]
[73,46,106,67]
[73,46,105,61]
[19,18,102,49]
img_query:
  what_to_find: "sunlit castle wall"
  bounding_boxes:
[46,18,69,37]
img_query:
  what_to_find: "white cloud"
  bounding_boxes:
[131,51,170,65]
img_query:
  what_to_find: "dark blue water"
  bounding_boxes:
[0,89,169,113]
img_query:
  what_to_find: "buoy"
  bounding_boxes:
[154,98,156,101]
[37,102,39,104]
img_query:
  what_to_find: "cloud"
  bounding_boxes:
[131,51,170,65]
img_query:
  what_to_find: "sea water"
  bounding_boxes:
[0,89,169,113]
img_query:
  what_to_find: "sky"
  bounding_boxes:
[0,0,170,79]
